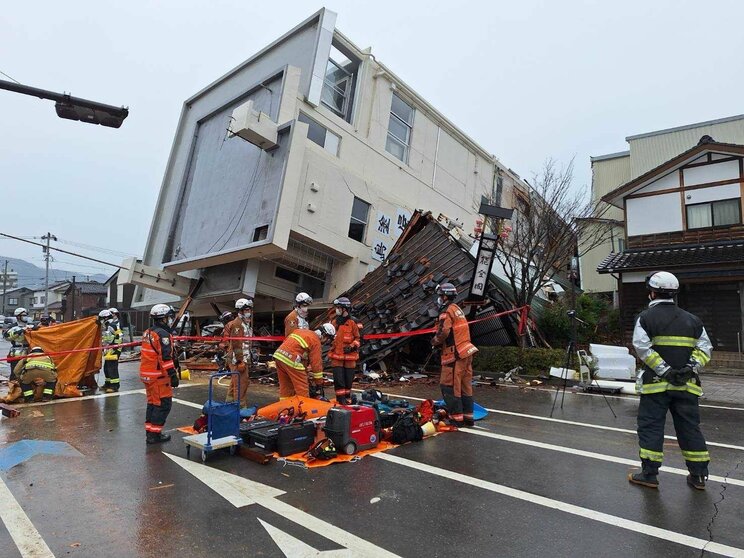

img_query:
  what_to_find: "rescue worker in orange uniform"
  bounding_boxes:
[272,323,335,400]
[328,297,361,404]
[431,283,479,427]
[225,298,253,408]
[284,292,313,336]
[140,304,179,444]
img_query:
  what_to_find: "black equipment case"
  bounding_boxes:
[277,421,317,456]
[239,420,280,443]
[248,425,280,452]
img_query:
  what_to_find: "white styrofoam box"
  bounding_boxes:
[595,354,635,369]
[595,367,634,380]
[550,367,578,380]
[590,343,629,356]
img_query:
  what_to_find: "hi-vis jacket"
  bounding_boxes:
[632,299,712,396]
[284,309,309,337]
[16,354,57,381]
[102,320,123,361]
[6,325,30,355]
[273,329,324,385]
[140,324,176,382]
[328,315,361,364]
[432,303,478,365]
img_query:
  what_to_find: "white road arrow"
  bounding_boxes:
[164,453,399,558]
[258,518,352,557]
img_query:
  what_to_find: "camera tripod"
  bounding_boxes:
[549,310,617,418]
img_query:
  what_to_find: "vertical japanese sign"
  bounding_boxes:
[469,233,498,301]
[371,237,391,262]
[376,211,392,236]
[394,208,412,239]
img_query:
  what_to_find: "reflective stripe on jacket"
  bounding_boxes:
[272,329,324,383]
[284,309,309,337]
[328,316,361,363]
[102,320,123,361]
[632,300,712,397]
[140,325,175,381]
[432,303,478,365]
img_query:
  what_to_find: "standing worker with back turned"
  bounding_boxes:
[140,304,179,445]
[431,283,479,427]
[328,297,361,404]
[628,271,712,490]
[284,292,313,336]
[225,298,253,408]
[98,309,123,393]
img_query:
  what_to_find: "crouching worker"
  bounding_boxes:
[17,346,57,402]
[431,283,479,427]
[140,304,179,444]
[272,323,335,400]
[329,297,360,404]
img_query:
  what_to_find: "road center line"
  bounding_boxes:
[460,427,744,487]
[372,452,744,558]
[0,476,54,558]
[361,390,744,452]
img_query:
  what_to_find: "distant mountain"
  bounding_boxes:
[0,256,109,289]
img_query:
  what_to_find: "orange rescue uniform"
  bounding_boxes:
[284,309,308,336]
[140,324,176,434]
[224,316,251,408]
[329,316,361,403]
[272,329,324,399]
[431,302,478,422]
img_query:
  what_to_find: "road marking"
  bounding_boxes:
[12,382,202,408]
[362,390,744,452]
[0,476,54,558]
[164,453,400,557]
[373,452,744,558]
[258,518,350,557]
[171,397,203,410]
[460,427,744,488]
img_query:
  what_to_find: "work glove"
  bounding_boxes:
[667,366,693,387]
[236,361,247,373]
[169,371,180,388]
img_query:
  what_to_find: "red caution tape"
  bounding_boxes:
[0,306,530,363]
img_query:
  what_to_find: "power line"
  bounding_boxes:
[0,69,21,84]
[0,232,125,270]
[56,238,136,259]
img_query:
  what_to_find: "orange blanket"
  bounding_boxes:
[26,316,102,398]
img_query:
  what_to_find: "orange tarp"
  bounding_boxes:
[26,316,102,398]
[257,396,335,422]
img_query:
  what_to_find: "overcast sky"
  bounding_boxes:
[2,1,743,274]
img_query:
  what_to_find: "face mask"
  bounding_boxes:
[297,306,309,318]
[335,308,343,316]
[167,317,175,327]
[20,316,29,323]
[241,311,252,323]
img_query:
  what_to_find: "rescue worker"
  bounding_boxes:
[273,323,335,400]
[328,297,361,404]
[98,309,123,393]
[284,292,313,336]
[431,283,479,427]
[6,307,32,380]
[224,298,253,408]
[628,271,712,490]
[39,314,53,327]
[140,304,179,444]
[16,346,57,403]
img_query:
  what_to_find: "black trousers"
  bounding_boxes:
[146,397,172,429]
[637,390,710,476]
[103,360,120,390]
[332,366,355,403]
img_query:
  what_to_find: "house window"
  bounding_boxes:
[9,298,18,305]
[348,197,370,243]
[686,198,741,230]
[297,112,340,156]
[495,175,504,205]
[321,45,358,123]
[253,225,269,242]
[386,93,414,163]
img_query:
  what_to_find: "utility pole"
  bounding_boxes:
[71,275,76,321]
[1,259,8,316]
[42,232,58,314]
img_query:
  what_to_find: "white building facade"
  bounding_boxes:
[132,8,525,317]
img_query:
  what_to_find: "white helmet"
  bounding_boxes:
[108,307,119,315]
[295,292,313,306]
[315,323,336,339]
[647,271,679,295]
[98,309,113,320]
[14,307,28,317]
[235,298,253,310]
[150,303,172,318]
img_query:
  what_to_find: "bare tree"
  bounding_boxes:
[493,158,614,319]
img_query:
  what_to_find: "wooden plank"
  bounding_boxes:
[237,445,274,465]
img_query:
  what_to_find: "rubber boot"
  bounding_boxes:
[687,474,707,490]
[628,471,659,489]
[463,418,475,427]
[146,432,172,445]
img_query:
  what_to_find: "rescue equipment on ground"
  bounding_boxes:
[324,405,381,455]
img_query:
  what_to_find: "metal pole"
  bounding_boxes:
[71,275,76,321]
[43,233,51,314]
[1,260,8,315]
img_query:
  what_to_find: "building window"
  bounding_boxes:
[616,238,625,252]
[686,198,741,230]
[348,197,370,243]
[253,225,269,242]
[495,175,504,205]
[275,266,301,284]
[321,44,358,123]
[386,93,414,163]
[9,298,18,305]
[274,266,326,300]
[297,112,340,156]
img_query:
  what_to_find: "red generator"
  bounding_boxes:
[324,405,381,455]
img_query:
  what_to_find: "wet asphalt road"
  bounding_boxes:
[1,361,744,558]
